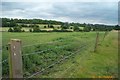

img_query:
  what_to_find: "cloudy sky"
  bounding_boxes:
[1,0,119,25]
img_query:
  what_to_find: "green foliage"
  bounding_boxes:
[70,27,73,29]
[2,31,118,78]
[2,18,117,32]
[44,26,47,28]
[53,29,72,32]
[48,24,54,28]
[61,22,70,29]
[73,26,80,31]
[50,25,54,28]
[21,24,28,27]
[2,18,63,27]
[22,30,25,32]
[33,25,40,32]
[29,24,35,28]
[13,25,22,32]
[8,25,23,32]
[29,28,32,32]
[92,24,114,31]
[2,18,17,27]
[83,26,91,32]
[8,27,13,32]
[114,25,120,30]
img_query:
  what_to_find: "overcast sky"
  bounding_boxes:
[1,0,119,25]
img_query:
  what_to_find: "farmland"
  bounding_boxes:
[0,25,74,32]
[1,2,119,79]
[2,31,118,78]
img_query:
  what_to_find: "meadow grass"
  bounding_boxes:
[2,31,118,78]
[34,31,118,78]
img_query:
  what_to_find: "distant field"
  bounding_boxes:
[0,27,31,32]
[0,24,84,32]
[2,31,118,78]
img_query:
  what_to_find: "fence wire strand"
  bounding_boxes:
[22,44,70,56]
[27,44,88,78]
[22,40,64,48]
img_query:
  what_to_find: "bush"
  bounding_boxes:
[114,25,120,30]
[13,26,22,32]
[44,26,47,28]
[73,26,80,31]
[61,22,70,29]
[22,30,25,32]
[29,29,32,32]
[79,29,83,32]
[33,26,40,32]
[8,27,13,32]
[53,29,72,32]
[50,25,54,28]
[83,26,91,32]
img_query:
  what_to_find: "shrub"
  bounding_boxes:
[29,29,32,32]
[44,26,47,28]
[22,30,25,32]
[50,25,54,28]
[8,27,13,32]
[53,29,72,32]
[83,26,91,32]
[73,26,80,31]
[61,22,70,29]
[33,26,40,32]
[13,26,22,32]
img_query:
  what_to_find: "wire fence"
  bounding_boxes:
[1,39,69,64]
[22,40,64,48]
[27,44,88,78]
[2,39,95,78]
[2,37,68,49]
[2,32,106,78]
[22,44,70,56]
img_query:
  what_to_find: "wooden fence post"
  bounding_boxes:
[8,39,23,78]
[94,32,99,52]
[102,31,108,41]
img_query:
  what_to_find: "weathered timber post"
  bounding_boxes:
[102,31,108,41]
[8,39,23,78]
[94,32,99,52]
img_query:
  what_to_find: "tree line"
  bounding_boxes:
[1,18,120,32]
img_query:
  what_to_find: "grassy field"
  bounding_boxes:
[36,31,118,78]
[1,24,79,32]
[2,31,118,78]
[1,24,62,32]
[1,27,31,32]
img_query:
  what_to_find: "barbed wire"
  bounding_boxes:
[27,44,87,78]
[22,40,65,48]
[51,43,92,77]
[22,44,70,56]
[1,41,93,64]
[49,62,74,78]
[2,39,65,50]
[2,40,94,78]
[59,42,95,77]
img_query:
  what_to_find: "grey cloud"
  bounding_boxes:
[50,2,117,24]
[1,2,118,25]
